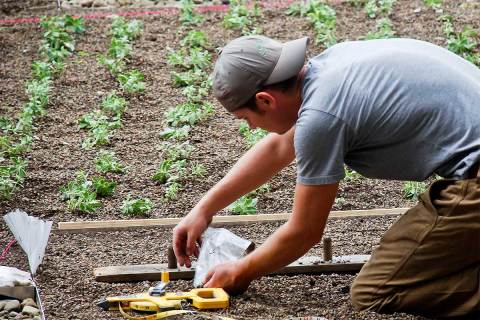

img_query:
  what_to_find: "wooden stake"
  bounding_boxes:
[167,246,177,269]
[323,237,332,262]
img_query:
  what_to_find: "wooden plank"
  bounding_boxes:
[58,208,406,233]
[94,255,370,283]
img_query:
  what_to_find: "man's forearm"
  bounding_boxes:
[194,130,296,220]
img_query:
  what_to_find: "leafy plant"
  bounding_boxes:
[344,166,362,182]
[166,102,213,127]
[239,121,268,147]
[110,16,143,41]
[179,0,204,26]
[108,37,133,60]
[228,195,257,215]
[122,195,153,216]
[98,54,126,75]
[59,171,101,213]
[160,126,191,141]
[364,0,378,18]
[117,70,146,93]
[92,176,117,197]
[95,150,126,173]
[378,0,396,15]
[171,69,205,87]
[447,27,478,56]
[181,30,209,49]
[31,61,53,80]
[163,182,181,201]
[101,92,127,117]
[424,0,443,9]
[363,18,396,40]
[153,159,174,184]
[158,141,194,161]
[191,162,206,177]
[403,181,427,200]
[223,0,261,35]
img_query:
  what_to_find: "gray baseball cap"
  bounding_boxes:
[212,35,309,112]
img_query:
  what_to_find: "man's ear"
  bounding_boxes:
[255,91,276,112]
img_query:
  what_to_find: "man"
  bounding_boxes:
[172,35,480,318]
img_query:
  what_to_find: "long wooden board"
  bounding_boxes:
[94,255,370,283]
[58,208,406,233]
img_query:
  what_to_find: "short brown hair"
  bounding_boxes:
[241,75,299,111]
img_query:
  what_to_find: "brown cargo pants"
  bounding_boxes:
[350,167,480,318]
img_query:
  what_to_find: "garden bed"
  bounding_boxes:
[1,0,479,319]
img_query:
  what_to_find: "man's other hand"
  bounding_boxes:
[172,210,211,268]
[203,261,252,296]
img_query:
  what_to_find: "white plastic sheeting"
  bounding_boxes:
[3,209,52,275]
[193,227,252,288]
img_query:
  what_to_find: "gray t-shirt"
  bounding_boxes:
[295,38,480,185]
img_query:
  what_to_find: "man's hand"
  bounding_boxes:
[203,260,252,296]
[172,210,211,268]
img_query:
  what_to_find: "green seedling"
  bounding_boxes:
[364,0,378,18]
[344,166,362,182]
[122,195,153,216]
[60,171,101,213]
[0,117,13,133]
[171,69,205,87]
[166,102,213,127]
[108,37,133,60]
[110,16,143,41]
[101,92,127,117]
[98,55,126,75]
[447,27,478,56]
[181,30,210,49]
[158,141,194,161]
[160,126,191,141]
[403,181,427,200]
[287,0,336,47]
[179,0,204,26]
[239,121,268,147]
[95,150,126,173]
[163,182,181,202]
[182,84,209,103]
[223,0,261,35]
[0,167,16,200]
[117,70,146,93]
[167,47,211,71]
[31,61,53,80]
[82,125,114,149]
[363,18,396,40]
[378,0,396,15]
[190,162,206,178]
[153,159,173,184]
[63,15,86,34]
[92,176,117,197]
[78,109,120,130]
[424,0,443,9]
[228,195,257,215]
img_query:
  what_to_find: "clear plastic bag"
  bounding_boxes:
[193,227,253,288]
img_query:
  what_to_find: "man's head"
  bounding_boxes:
[212,35,309,133]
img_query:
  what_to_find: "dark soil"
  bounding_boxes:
[1,0,478,319]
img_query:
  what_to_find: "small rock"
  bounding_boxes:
[413,8,421,13]
[33,316,41,320]
[21,306,40,317]
[0,310,8,316]
[4,301,20,312]
[8,311,18,318]
[0,302,5,311]
[20,299,36,309]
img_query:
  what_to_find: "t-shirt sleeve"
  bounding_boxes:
[294,108,350,185]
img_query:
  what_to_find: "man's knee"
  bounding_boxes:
[350,277,388,312]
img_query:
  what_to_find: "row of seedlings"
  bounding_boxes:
[0,15,85,201]
[356,0,397,40]
[154,0,213,203]
[286,0,337,48]
[219,2,269,214]
[60,16,152,216]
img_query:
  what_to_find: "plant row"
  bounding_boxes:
[153,1,214,203]
[287,0,337,48]
[0,15,84,201]
[60,17,151,216]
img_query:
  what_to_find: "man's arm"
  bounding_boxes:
[173,127,296,267]
[203,182,339,294]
